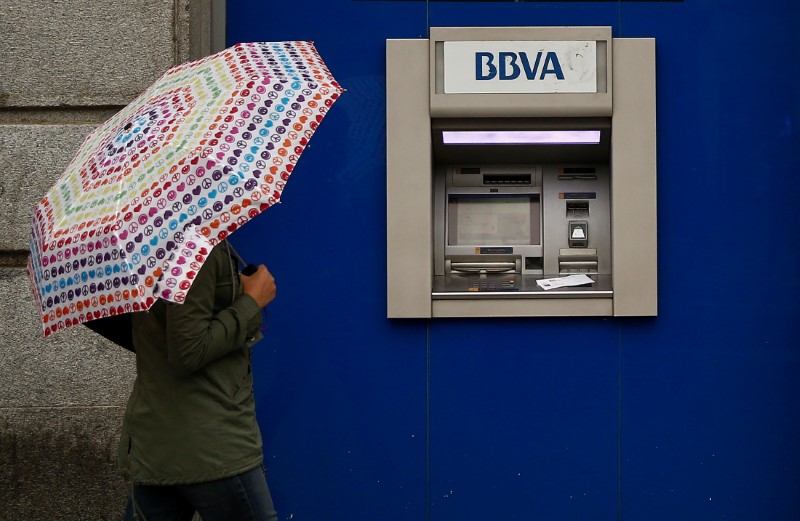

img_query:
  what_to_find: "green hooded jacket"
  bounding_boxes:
[119,241,264,485]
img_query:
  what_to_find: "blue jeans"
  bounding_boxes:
[124,466,278,521]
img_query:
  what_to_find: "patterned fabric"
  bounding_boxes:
[28,41,343,336]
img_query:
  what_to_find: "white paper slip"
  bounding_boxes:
[536,274,595,290]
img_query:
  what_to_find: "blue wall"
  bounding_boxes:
[227,1,800,519]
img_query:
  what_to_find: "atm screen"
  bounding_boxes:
[448,195,540,246]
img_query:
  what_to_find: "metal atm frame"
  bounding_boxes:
[387,27,657,318]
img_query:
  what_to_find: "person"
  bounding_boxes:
[119,239,278,521]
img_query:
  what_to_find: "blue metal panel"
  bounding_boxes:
[428,318,619,520]
[618,1,800,519]
[228,1,800,520]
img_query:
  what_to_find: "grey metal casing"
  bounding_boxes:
[386,27,657,318]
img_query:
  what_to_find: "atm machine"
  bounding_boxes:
[386,27,657,318]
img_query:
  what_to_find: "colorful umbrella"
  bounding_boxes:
[28,41,344,337]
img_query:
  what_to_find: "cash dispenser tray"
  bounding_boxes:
[433,254,612,299]
[432,274,612,299]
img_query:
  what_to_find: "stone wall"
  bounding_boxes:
[0,1,217,518]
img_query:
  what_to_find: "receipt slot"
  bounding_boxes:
[386,27,657,318]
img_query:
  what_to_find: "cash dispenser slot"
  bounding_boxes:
[446,256,521,274]
[443,256,522,293]
[558,248,599,274]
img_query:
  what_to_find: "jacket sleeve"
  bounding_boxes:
[164,244,262,374]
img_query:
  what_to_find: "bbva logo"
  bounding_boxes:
[475,51,565,81]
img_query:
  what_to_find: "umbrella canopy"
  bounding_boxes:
[28,41,344,337]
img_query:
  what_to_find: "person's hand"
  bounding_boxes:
[240,265,276,308]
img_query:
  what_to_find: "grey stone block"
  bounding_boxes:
[0,407,128,520]
[0,2,214,519]
[0,124,100,251]
[0,267,135,409]
[0,0,177,107]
